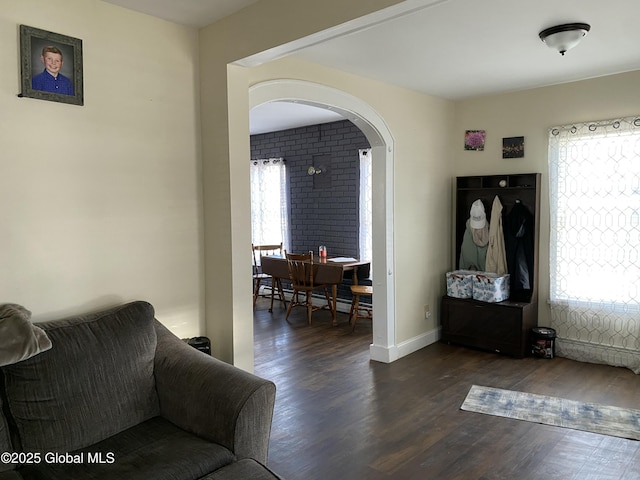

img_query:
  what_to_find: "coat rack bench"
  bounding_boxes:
[441,173,541,358]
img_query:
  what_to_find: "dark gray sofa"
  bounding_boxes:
[0,301,281,480]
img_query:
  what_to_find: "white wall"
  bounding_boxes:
[1,0,204,338]
[453,70,640,327]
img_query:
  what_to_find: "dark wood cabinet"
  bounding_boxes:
[441,173,541,358]
[441,297,538,357]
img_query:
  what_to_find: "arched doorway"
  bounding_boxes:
[249,79,397,362]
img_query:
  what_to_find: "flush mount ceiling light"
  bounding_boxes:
[539,23,591,56]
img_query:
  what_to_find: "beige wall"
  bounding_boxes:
[10,0,637,369]
[452,70,640,327]
[250,59,453,343]
[199,0,451,368]
[1,0,203,338]
[246,57,455,345]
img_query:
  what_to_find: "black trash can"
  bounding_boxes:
[531,327,556,358]
[187,336,211,355]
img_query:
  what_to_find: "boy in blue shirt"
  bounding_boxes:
[32,46,74,96]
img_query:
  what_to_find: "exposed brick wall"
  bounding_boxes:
[251,119,370,259]
[250,119,372,300]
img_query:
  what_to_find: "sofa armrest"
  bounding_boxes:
[153,321,276,464]
[0,472,23,480]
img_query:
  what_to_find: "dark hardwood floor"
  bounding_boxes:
[253,298,640,480]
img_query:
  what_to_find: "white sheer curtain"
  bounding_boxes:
[250,158,289,251]
[359,149,372,274]
[548,115,640,374]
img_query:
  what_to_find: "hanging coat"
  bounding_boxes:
[504,201,534,295]
[459,219,489,271]
[485,195,507,275]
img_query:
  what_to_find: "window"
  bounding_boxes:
[250,158,289,250]
[548,116,640,373]
[359,149,372,269]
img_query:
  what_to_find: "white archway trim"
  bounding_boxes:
[249,79,397,362]
[235,0,449,68]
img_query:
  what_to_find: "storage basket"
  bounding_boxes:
[446,270,476,299]
[471,273,510,303]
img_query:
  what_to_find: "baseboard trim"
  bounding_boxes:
[370,326,441,364]
[370,344,398,363]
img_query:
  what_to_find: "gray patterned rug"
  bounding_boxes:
[461,385,640,441]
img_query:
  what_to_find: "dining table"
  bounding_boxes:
[260,255,370,326]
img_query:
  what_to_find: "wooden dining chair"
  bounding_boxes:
[285,251,333,325]
[349,285,373,332]
[252,243,286,312]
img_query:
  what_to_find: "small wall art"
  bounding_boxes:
[464,130,486,151]
[19,25,84,106]
[502,136,525,158]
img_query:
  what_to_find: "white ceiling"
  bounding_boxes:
[101,0,640,134]
[249,101,345,135]
[296,0,640,100]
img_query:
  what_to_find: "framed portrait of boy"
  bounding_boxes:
[19,25,84,106]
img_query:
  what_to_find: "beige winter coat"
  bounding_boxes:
[485,195,507,275]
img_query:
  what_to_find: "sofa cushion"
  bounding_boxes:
[2,301,160,453]
[18,416,235,480]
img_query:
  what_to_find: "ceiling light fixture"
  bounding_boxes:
[539,23,591,56]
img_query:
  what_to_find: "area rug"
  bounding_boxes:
[460,385,640,441]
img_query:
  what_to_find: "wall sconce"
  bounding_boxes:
[539,23,591,56]
[307,166,323,175]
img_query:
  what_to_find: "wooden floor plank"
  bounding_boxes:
[253,299,640,479]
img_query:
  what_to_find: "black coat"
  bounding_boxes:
[504,202,534,299]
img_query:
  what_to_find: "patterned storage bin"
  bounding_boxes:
[446,270,477,299]
[472,273,510,302]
